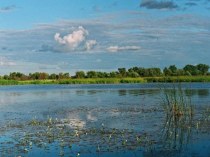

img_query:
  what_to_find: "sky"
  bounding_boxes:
[0,0,210,74]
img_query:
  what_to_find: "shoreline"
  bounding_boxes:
[0,76,210,85]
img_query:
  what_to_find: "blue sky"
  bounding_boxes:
[0,0,210,74]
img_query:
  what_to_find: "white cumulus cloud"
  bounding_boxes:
[107,45,141,52]
[85,40,97,50]
[0,57,16,66]
[54,26,89,50]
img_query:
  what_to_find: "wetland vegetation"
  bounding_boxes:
[0,64,209,85]
[0,83,210,156]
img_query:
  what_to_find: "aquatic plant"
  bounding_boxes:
[161,84,193,118]
[160,84,194,152]
[0,117,152,156]
[196,107,210,133]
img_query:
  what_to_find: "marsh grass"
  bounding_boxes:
[58,78,146,84]
[2,78,145,85]
[1,76,210,86]
[160,84,194,151]
[145,76,210,83]
[0,79,18,85]
[161,84,193,118]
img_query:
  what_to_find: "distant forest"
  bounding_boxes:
[1,64,209,81]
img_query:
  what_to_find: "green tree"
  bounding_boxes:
[97,72,109,78]
[87,71,97,78]
[137,68,145,77]
[63,73,70,79]
[183,64,199,76]
[128,71,139,78]
[39,72,49,80]
[118,68,127,77]
[168,65,177,73]
[163,67,172,76]
[29,72,40,80]
[109,71,117,78]
[176,69,185,76]
[196,64,209,75]
[75,71,85,78]
[58,73,70,79]
[49,73,57,79]
[150,68,162,76]
[9,72,26,80]
[3,75,9,80]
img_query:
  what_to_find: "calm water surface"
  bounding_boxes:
[0,83,209,157]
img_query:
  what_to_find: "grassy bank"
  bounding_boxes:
[144,76,210,83]
[0,76,210,85]
[0,78,146,85]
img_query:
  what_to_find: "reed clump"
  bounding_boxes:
[160,84,194,151]
[161,84,194,118]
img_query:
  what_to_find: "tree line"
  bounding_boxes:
[1,64,209,81]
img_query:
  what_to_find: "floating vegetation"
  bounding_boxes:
[202,107,210,122]
[196,107,210,133]
[0,117,153,156]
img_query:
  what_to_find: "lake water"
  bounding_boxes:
[0,83,210,157]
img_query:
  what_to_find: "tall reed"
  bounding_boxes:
[161,84,193,118]
[160,84,194,151]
